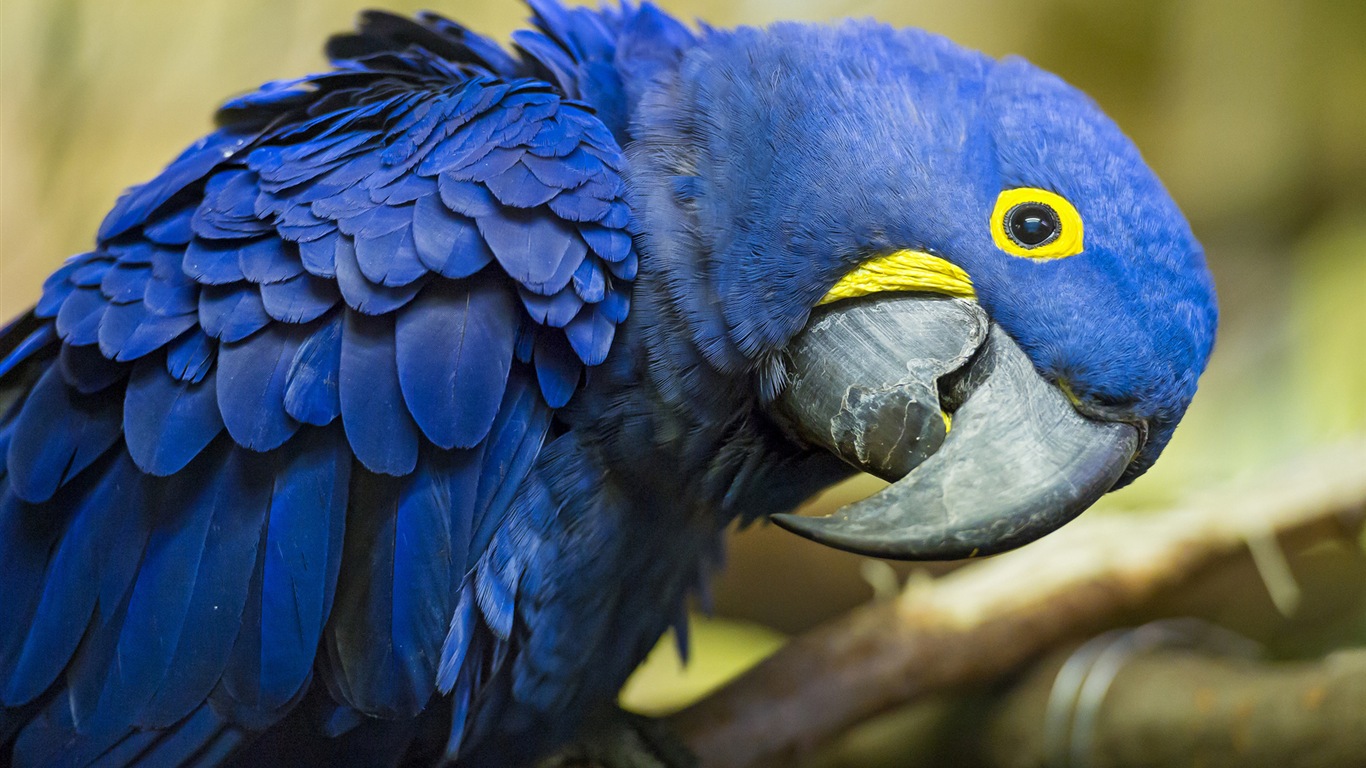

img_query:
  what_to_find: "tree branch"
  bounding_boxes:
[669,439,1366,768]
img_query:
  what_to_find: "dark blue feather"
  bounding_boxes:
[518,286,583,328]
[260,271,341,323]
[445,147,525,184]
[164,329,216,384]
[183,238,250,285]
[216,321,308,451]
[142,202,197,246]
[55,286,109,346]
[1,451,148,708]
[437,176,499,218]
[532,331,580,408]
[355,224,428,287]
[198,283,272,342]
[395,278,517,450]
[143,267,200,317]
[239,237,305,285]
[96,130,254,241]
[335,233,427,315]
[298,232,341,278]
[571,257,606,302]
[6,366,122,503]
[577,223,632,263]
[100,262,152,304]
[412,195,494,279]
[59,341,127,394]
[326,455,453,717]
[547,186,613,222]
[123,356,224,475]
[69,258,113,288]
[97,301,197,362]
[521,149,597,189]
[285,312,343,426]
[476,206,586,292]
[224,426,350,712]
[483,161,561,208]
[340,310,419,475]
[0,324,56,381]
[78,440,268,730]
[563,305,616,366]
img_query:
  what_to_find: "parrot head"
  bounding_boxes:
[628,19,1217,558]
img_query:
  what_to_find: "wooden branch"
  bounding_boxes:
[669,439,1366,768]
[985,645,1366,768]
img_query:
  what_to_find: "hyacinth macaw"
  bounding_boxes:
[0,1,1217,766]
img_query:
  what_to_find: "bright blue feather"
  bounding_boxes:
[339,310,419,475]
[284,312,343,426]
[123,357,224,475]
[198,283,272,342]
[5,367,122,503]
[216,321,307,451]
[395,278,517,450]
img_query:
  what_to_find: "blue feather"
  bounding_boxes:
[75,440,268,731]
[216,321,308,451]
[518,286,583,328]
[532,331,580,408]
[355,224,428,287]
[183,238,249,285]
[55,286,109,346]
[69,258,113,288]
[484,161,561,208]
[326,457,451,717]
[340,310,419,475]
[143,266,200,317]
[476,206,586,292]
[198,283,272,342]
[298,232,340,278]
[1,451,148,707]
[564,304,615,365]
[6,366,122,503]
[100,262,152,304]
[437,176,500,218]
[469,372,552,559]
[142,202,197,246]
[577,223,632,263]
[395,278,517,450]
[334,234,427,315]
[224,426,350,712]
[411,195,494,279]
[0,324,56,381]
[97,301,197,362]
[239,237,305,285]
[59,341,126,394]
[123,356,224,475]
[445,147,525,184]
[97,130,254,242]
[164,329,216,384]
[285,312,343,426]
[260,271,341,323]
[521,149,598,189]
[571,257,606,302]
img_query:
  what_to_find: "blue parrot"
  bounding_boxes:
[0,2,1217,766]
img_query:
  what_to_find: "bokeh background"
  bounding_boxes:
[3,0,1365,736]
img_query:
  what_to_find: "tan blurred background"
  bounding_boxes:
[3,0,1365,715]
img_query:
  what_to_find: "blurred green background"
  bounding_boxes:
[3,0,1364,719]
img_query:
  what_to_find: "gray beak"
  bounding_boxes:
[770,294,1139,560]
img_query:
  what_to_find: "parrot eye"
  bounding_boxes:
[1005,203,1059,247]
[991,187,1085,259]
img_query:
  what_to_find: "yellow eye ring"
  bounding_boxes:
[991,187,1084,259]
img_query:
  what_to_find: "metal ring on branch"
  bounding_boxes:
[1042,618,1265,768]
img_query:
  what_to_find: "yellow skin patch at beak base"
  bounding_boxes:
[817,249,976,306]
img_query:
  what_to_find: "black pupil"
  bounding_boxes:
[1007,203,1060,247]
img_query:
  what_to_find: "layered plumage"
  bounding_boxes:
[1,2,1217,766]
